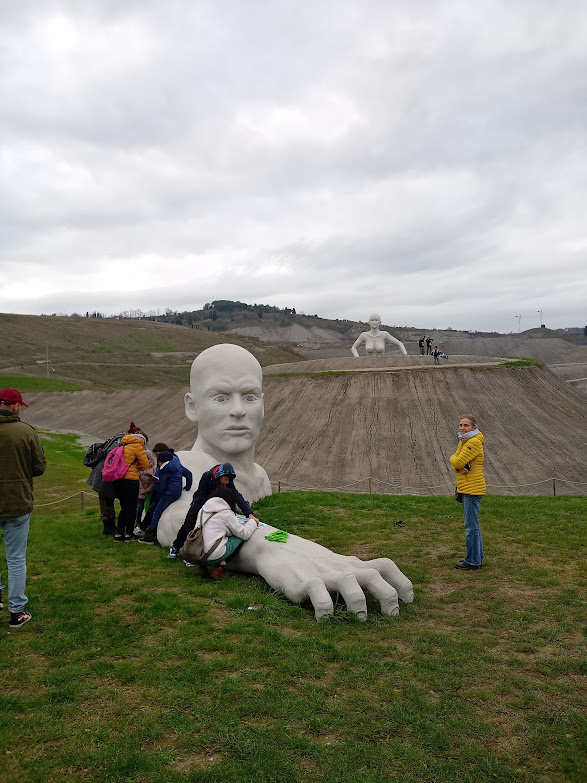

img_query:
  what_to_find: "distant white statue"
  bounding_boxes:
[351,314,408,357]
[156,343,413,619]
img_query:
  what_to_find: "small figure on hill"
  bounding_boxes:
[140,451,192,544]
[169,462,259,559]
[133,448,157,536]
[433,345,441,364]
[418,336,425,355]
[351,314,408,357]
[425,336,433,355]
[0,388,47,629]
[449,415,486,570]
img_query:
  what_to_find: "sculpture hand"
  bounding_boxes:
[229,525,414,620]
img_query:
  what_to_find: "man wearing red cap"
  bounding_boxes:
[0,388,47,629]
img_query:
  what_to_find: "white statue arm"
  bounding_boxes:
[383,332,408,355]
[230,524,414,620]
[351,335,365,357]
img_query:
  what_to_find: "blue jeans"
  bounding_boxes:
[0,513,30,613]
[462,494,483,566]
[150,491,182,530]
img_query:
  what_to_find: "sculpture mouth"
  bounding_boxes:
[224,426,250,433]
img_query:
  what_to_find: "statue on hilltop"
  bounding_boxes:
[351,314,408,357]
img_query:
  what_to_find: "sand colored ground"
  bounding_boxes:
[23,357,587,496]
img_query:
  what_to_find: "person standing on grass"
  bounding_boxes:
[449,415,486,570]
[0,388,47,629]
[86,431,123,535]
[112,422,150,541]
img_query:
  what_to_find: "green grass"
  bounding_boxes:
[1,434,585,782]
[0,375,87,392]
[498,358,544,367]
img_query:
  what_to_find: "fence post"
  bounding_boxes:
[80,492,84,510]
[553,479,556,497]
[278,481,281,494]
[368,477,372,494]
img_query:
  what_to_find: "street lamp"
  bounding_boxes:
[515,315,522,333]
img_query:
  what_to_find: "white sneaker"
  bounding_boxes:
[133,526,145,539]
[184,560,196,567]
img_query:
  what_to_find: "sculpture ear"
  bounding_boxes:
[184,391,199,423]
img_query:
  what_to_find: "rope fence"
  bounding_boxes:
[270,476,587,497]
[34,477,587,509]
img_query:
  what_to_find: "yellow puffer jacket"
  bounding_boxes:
[450,431,486,496]
[120,434,150,480]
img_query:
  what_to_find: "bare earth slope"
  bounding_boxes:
[24,360,587,496]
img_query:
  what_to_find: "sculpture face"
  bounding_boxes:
[185,344,264,456]
[368,314,381,330]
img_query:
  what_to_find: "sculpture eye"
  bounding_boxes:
[244,394,257,403]
[214,395,228,403]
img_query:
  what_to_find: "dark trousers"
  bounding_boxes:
[113,479,140,536]
[99,494,116,531]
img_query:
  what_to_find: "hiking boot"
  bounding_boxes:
[168,546,177,559]
[196,565,209,576]
[184,560,196,568]
[103,525,116,536]
[114,534,124,542]
[211,566,229,579]
[9,611,32,629]
[455,560,482,570]
[133,525,145,539]
[124,534,134,542]
[139,530,157,544]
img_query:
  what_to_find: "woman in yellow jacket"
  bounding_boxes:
[113,422,150,541]
[449,415,486,569]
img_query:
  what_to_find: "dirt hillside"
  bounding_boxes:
[23,360,587,496]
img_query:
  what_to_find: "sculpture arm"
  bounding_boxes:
[383,332,408,355]
[351,335,365,357]
[229,525,414,620]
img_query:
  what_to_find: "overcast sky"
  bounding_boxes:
[2,1,586,332]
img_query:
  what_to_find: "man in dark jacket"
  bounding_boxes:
[0,388,47,629]
[169,462,258,558]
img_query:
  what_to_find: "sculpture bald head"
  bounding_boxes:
[185,344,265,457]
[368,314,381,329]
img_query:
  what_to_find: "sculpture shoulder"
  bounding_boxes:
[174,450,217,477]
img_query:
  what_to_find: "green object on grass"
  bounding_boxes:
[265,530,289,543]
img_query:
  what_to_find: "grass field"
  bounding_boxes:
[1,434,585,783]
[0,375,88,393]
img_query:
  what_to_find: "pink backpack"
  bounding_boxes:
[102,446,134,482]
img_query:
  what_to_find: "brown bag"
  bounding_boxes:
[179,509,224,564]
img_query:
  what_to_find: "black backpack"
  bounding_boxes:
[83,434,122,468]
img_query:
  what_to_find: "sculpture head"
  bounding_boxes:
[368,314,381,330]
[185,344,264,457]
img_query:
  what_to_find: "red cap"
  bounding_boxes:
[0,388,29,407]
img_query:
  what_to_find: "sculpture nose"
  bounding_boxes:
[230,395,245,417]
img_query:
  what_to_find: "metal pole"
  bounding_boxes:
[553,479,556,497]
[278,481,281,494]
[81,492,84,510]
[46,342,50,378]
[369,477,372,494]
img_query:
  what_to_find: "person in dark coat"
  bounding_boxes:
[86,432,123,535]
[141,451,192,544]
[168,462,259,558]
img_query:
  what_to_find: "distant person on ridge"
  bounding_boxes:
[418,336,425,355]
[0,388,47,629]
[425,336,433,355]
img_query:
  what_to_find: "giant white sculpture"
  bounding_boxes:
[351,314,408,357]
[157,343,413,619]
